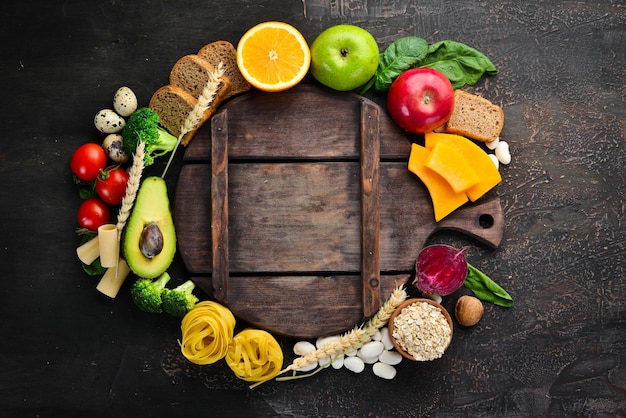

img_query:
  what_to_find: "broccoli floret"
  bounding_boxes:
[161,280,199,318]
[130,272,172,313]
[122,107,178,166]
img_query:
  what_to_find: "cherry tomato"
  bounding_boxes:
[96,167,129,205]
[70,143,107,182]
[77,197,110,231]
[387,68,455,134]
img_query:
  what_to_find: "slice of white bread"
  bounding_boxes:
[197,40,251,99]
[445,90,504,142]
[149,85,200,146]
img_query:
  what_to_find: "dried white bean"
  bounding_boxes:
[380,327,394,351]
[316,335,340,349]
[345,347,357,357]
[379,350,403,366]
[295,361,318,372]
[486,137,500,150]
[318,355,332,368]
[331,355,344,369]
[489,154,500,169]
[372,330,382,341]
[360,355,379,364]
[293,340,316,356]
[495,141,511,165]
[372,362,397,380]
[343,356,365,373]
[359,341,385,359]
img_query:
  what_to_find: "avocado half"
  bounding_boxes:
[123,176,176,279]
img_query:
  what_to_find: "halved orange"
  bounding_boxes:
[236,21,311,92]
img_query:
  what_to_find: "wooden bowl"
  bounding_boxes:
[388,298,453,361]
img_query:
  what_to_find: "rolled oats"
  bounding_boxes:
[392,301,452,361]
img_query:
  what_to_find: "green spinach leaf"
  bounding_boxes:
[418,40,498,89]
[464,263,514,307]
[360,36,428,95]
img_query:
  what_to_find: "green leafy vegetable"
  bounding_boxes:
[419,40,498,89]
[361,37,498,94]
[360,36,428,95]
[464,263,514,307]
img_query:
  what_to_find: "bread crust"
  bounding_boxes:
[445,90,504,142]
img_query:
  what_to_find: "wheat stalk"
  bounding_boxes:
[249,286,408,389]
[161,62,226,178]
[113,140,145,277]
[285,286,407,373]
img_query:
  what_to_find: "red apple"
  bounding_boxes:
[387,68,455,134]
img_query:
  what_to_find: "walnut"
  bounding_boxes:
[454,295,484,326]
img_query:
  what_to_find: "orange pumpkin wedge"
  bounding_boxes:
[424,142,480,193]
[408,143,469,222]
[424,132,501,201]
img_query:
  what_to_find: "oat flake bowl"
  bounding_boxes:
[388,298,453,361]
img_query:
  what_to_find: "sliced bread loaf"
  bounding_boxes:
[197,40,251,99]
[149,85,201,146]
[445,90,504,142]
[169,54,232,102]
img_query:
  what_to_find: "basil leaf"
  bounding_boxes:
[465,263,514,307]
[375,36,428,91]
[361,36,428,95]
[417,40,498,89]
[82,257,106,276]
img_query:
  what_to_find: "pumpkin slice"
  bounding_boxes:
[408,143,469,222]
[425,132,501,201]
[424,142,480,193]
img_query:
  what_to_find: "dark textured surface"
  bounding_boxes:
[1,0,624,416]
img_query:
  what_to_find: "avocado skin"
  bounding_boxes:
[123,176,176,278]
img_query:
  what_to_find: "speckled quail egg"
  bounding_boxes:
[102,134,129,164]
[94,109,125,134]
[113,86,137,117]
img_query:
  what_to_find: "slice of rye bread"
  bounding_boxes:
[169,54,232,103]
[445,90,504,142]
[197,40,251,99]
[149,85,202,146]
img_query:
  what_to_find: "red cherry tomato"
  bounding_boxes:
[96,167,129,205]
[77,197,110,231]
[70,143,107,182]
[387,68,455,134]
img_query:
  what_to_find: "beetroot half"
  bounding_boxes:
[414,245,469,296]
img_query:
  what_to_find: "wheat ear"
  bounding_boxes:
[161,62,226,178]
[271,286,408,382]
[113,140,145,277]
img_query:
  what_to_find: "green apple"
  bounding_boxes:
[310,25,379,91]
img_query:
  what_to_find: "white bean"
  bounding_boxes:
[295,361,318,372]
[293,340,316,356]
[372,362,397,380]
[379,350,403,366]
[486,137,500,150]
[489,153,500,169]
[331,355,344,369]
[372,329,382,341]
[343,356,365,373]
[316,335,340,349]
[358,341,385,359]
[380,327,394,351]
[495,141,511,165]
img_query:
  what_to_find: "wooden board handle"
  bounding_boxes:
[435,198,504,249]
[211,110,229,302]
[360,99,381,317]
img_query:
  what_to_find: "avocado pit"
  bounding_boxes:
[139,222,164,258]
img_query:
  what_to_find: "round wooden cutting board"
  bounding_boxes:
[174,84,504,338]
